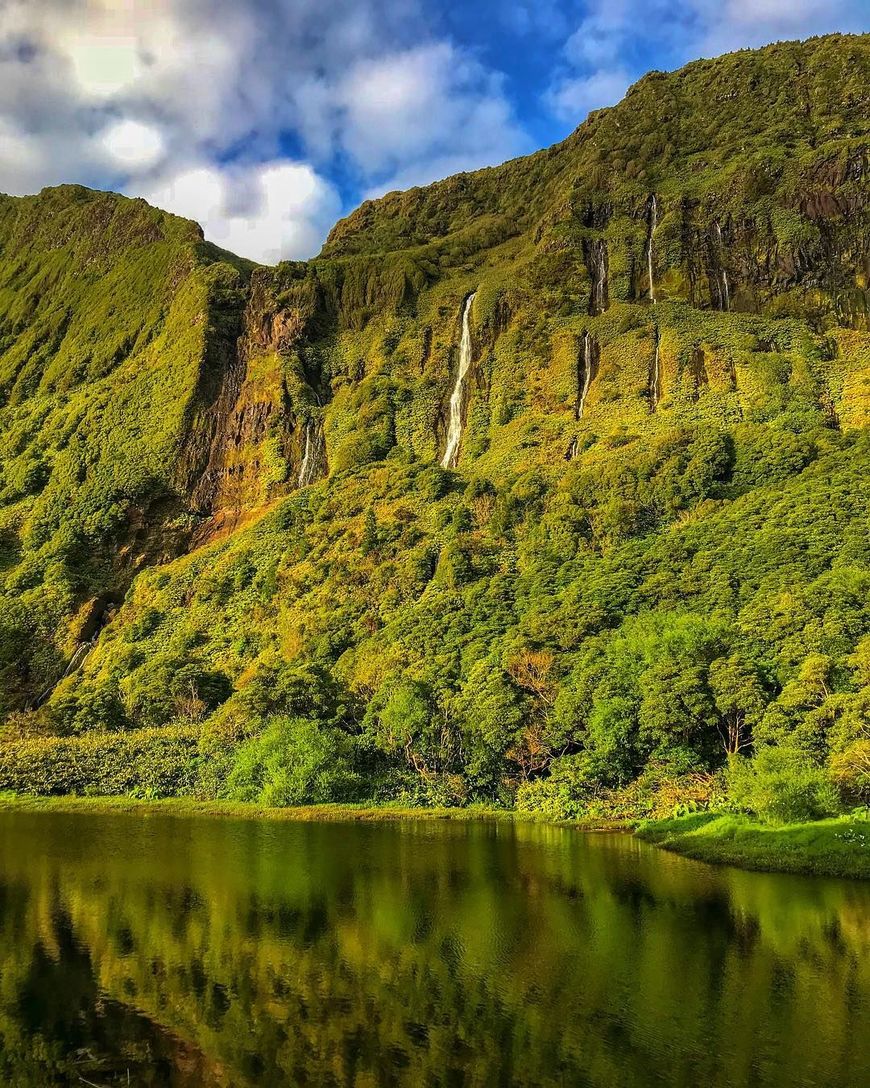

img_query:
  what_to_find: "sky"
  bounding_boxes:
[0,1,866,263]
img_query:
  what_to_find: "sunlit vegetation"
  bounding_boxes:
[637,812,870,878]
[0,36,868,836]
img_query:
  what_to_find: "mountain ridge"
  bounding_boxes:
[0,33,867,818]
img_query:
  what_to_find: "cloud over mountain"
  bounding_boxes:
[0,0,865,262]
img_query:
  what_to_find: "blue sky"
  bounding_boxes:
[0,1,866,262]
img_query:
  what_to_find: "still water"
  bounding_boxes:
[0,811,867,1087]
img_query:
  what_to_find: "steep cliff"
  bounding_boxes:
[0,35,868,814]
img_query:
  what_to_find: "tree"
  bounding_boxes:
[366,679,460,779]
[709,654,766,755]
[456,661,526,798]
[360,508,379,555]
[507,649,556,707]
[638,660,718,769]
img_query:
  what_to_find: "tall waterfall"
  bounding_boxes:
[650,326,661,410]
[647,195,657,304]
[298,423,313,487]
[715,221,730,311]
[441,292,476,469]
[590,240,608,315]
[577,332,596,420]
[298,420,324,488]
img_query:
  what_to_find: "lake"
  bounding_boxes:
[0,811,867,1087]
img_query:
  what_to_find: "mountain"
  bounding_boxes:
[0,34,868,816]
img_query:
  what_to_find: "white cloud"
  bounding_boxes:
[0,0,529,257]
[145,161,341,264]
[100,119,165,170]
[331,43,530,188]
[546,69,630,123]
[701,0,866,53]
[62,37,146,99]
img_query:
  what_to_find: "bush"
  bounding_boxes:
[726,748,840,823]
[0,725,200,797]
[515,754,606,820]
[225,716,363,807]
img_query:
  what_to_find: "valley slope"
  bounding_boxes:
[0,34,868,818]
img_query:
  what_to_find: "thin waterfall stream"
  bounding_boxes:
[298,423,313,487]
[441,292,476,468]
[715,221,730,311]
[647,195,657,304]
[577,332,595,420]
[298,419,325,488]
[650,326,661,410]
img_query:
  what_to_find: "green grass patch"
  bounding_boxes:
[637,812,870,879]
[0,792,625,829]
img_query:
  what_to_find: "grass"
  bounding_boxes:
[0,793,508,823]
[0,792,622,829]
[636,812,870,880]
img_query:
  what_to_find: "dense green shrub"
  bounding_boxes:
[225,717,363,806]
[0,726,200,797]
[516,755,607,820]
[726,748,841,823]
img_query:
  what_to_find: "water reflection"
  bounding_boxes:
[0,813,867,1087]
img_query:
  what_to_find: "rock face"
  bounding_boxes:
[179,268,330,523]
[0,34,867,715]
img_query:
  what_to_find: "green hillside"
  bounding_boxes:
[0,34,868,820]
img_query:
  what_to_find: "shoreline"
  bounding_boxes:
[0,793,620,830]
[637,812,870,880]
[1,795,867,879]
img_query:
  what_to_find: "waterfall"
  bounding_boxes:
[715,221,730,311]
[298,420,324,488]
[441,292,476,469]
[62,640,94,679]
[577,331,596,420]
[569,331,598,458]
[298,423,312,487]
[595,241,607,314]
[647,195,657,304]
[589,240,608,315]
[650,326,661,410]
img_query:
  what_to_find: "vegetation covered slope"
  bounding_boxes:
[0,186,256,709]
[0,34,868,820]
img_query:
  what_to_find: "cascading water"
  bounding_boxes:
[298,423,313,487]
[577,332,594,420]
[647,195,657,304]
[568,331,598,458]
[298,420,325,488]
[650,326,661,410]
[441,292,476,469]
[589,240,608,315]
[715,221,730,311]
[595,242,607,314]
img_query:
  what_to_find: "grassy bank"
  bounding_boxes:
[637,812,870,880]
[0,794,513,824]
[0,793,623,830]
